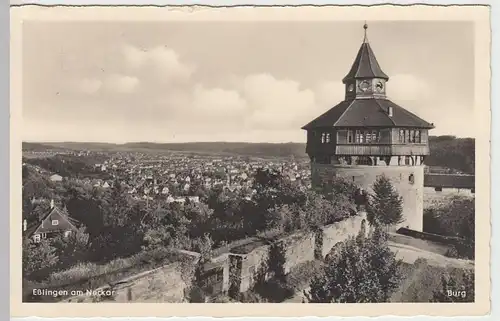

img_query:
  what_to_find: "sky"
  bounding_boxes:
[22,20,475,143]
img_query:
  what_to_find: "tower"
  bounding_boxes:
[302,23,434,231]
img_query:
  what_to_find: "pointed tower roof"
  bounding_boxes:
[342,23,389,83]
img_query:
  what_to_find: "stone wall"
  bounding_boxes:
[319,213,368,258]
[237,214,368,293]
[280,231,317,274]
[238,245,270,293]
[63,215,368,302]
[312,164,425,231]
[64,261,192,303]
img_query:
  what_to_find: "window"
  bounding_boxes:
[372,130,379,143]
[355,130,364,143]
[365,131,371,143]
[41,232,47,239]
[347,130,353,143]
[405,156,411,165]
[415,130,421,143]
[409,174,415,184]
[409,130,415,143]
[33,234,41,243]
[399,129,405,143]
[52,220,59,226]
[405,130,410,143]
[325,133,331,143]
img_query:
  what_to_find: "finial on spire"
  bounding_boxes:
[363,21,368,43]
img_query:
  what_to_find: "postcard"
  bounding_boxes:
[10,4,491,318]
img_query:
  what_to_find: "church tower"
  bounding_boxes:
[302,23,434,231]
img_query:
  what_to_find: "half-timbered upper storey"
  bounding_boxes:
[302,23,434,158]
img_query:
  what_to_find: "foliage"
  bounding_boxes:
[22,239,59,279]
[366,175,404,228]
[24,154,110,179]
[423,196,475,259]
[305,225,402,303]
[22,160,359,298]
[245,240,295,303]
[52,227,91,267]
[431,270,474,302]
[191,233,214,262]
[427,136,475,174]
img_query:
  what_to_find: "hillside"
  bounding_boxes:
[23,135,474,173]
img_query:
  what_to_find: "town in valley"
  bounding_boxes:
[21,20,477,305]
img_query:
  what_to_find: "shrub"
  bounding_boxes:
[305,226,402,303]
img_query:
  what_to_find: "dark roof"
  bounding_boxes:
[301,98,434,130]
[342,42,389,83]
[26,206,79,238]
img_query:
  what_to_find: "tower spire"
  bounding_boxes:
[363,21,368,43]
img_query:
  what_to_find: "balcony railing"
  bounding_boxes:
[306,143,429,156]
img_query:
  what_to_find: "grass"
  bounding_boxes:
[23,248,185,302]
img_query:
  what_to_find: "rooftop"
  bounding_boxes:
[302,98,434,130]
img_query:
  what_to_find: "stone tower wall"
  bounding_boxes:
[311,163,424,231]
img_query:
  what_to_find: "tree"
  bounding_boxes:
[304,225,402,303]
[22,239,59,279]
[192,233,214,262]
[52,227,91,267]
[366,175,404,228]
[427,136,475,174]
[431,270,474,302]
[423,196,475,259]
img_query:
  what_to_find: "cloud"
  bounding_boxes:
[103,74,139,94]
[29,45,376,142]
[122,45,195,85]
[238,73,324,130]
[76,78,102,95]
[314,81,345,108]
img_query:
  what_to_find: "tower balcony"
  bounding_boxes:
[306,143,429,157]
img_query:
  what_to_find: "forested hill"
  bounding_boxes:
[23,135,475,173]
[426,136,475,174]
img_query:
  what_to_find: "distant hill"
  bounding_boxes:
[23,135,475,173]
[22,142,67,152]
[427,136,475,174]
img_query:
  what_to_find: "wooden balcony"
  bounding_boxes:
[306,143,429,156]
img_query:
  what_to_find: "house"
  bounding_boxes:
[24,200,78,243]
[49,174,63,182]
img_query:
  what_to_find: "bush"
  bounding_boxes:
[431,270,475,302]
[305,226,402,303]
